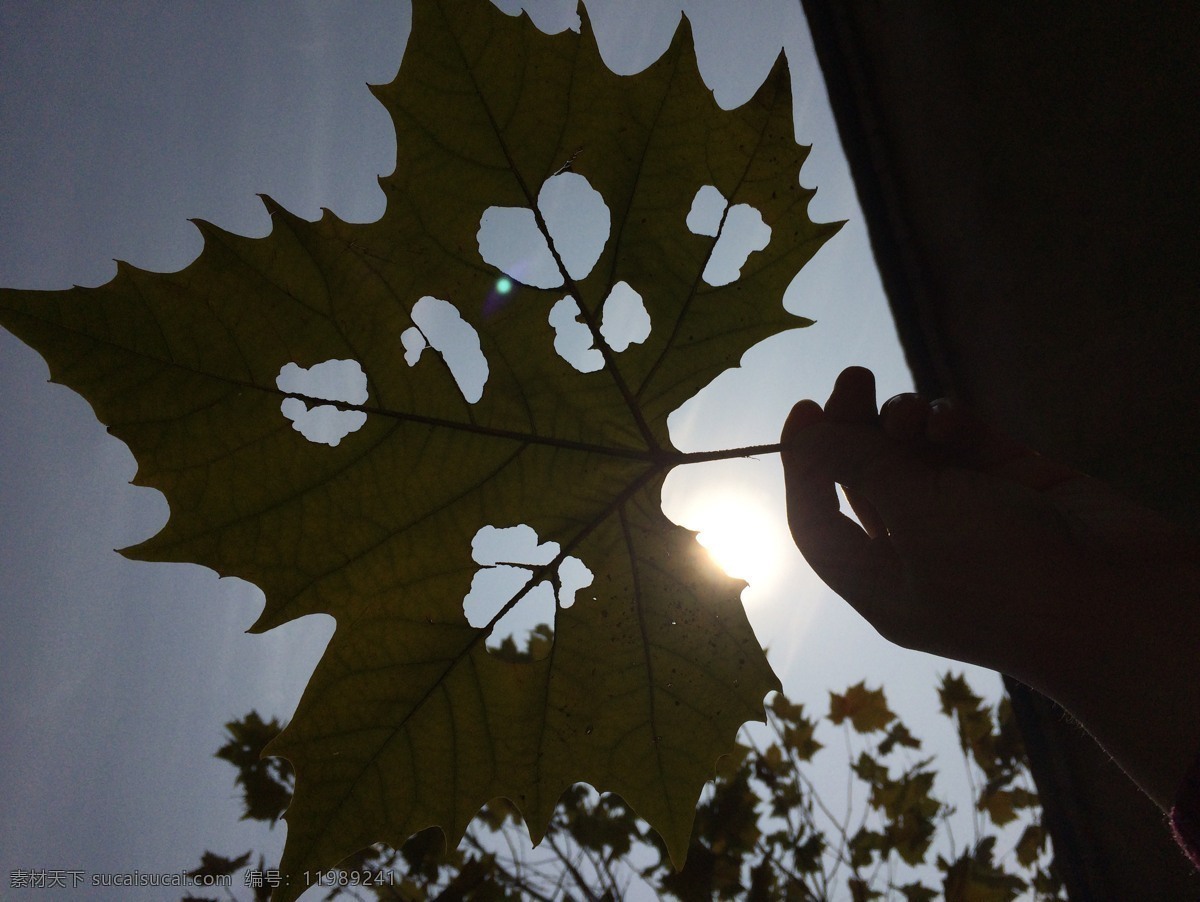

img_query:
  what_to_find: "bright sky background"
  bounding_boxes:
[0,2,1007,898]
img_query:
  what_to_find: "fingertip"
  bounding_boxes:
[834,366,876,395]
[879,393,928,441]
[782,399,824,445]
[825,366,878,423]
[840,365,875,382]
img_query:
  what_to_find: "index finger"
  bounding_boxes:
[780,402,900,607]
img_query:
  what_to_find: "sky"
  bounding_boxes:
[0,2,1009,898]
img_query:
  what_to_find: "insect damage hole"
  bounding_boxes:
[549,281,651,373]
[599,281,651,352]
[476,171,611,289]
[400,296,489,404]
[276,359,368,446]
[549,297,604,373]
[463,524,593,661]
[686,185,772,287]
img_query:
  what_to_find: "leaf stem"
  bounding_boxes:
[672,443,782,465]
[658,441,786,466]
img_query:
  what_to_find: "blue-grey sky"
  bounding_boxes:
[0,2,1005,898]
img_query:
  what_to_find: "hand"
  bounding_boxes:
[781,366,1200,808]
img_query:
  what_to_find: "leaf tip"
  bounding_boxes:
[256,193,286,217]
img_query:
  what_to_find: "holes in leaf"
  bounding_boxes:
[400,296,488,404]
[539,172,610,280]
[686,185,772,286]
[600,281,651,352]
[477,171,610,289]
[549,281,651,373]
[477,207,558,289]
[463,524,593,661]
[549,298,603,373]
[686,185,728,237]
[276,359,368,446]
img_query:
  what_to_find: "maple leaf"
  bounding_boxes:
[0,1,837,893]
[829,681,897,734]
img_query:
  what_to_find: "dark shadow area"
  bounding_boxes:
[802,4,1200,898]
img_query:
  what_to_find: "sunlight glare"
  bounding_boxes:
[689,494,786,589]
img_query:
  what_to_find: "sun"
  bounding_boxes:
[687,493,787,588]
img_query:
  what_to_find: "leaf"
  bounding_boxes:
[782,720,823,761]
[850,750,940,867]
[770,692,823,761]
[993,696,1030,768]
[1014,823,1046,867]
[560,789,640,861]
[938,672,999,768]
[878,720,920,756]
[897,882,938,902]
[186,850,252,881]
[849,877,884,902]
[0,1,836,892]
[829,682,896,733]
[216,711,293,824]
[977,787,1018,827]
[937,672,983,718]
[851,751,889,785]
[939,838,1027,902]
[848,828,886,869]
[791,833,825,875]
[398,826,451,882]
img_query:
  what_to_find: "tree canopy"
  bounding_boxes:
[190,672,1063,900]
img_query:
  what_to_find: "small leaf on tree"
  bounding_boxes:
[186,850,252,881]
[829,681,896,733]
[879,721,921,755]
[1015,823,1046,867]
